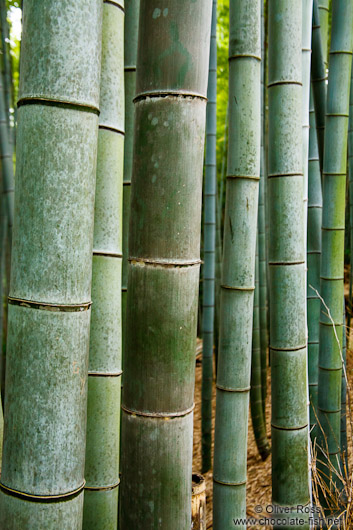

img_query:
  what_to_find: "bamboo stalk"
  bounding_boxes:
[250,239,270,461]
[311,0,327,173]
[83,1,124,527]
[119,2,212,527]
[307,87,322,442]
[341,303,347,469]
[259,0,268,417]
[122,0,140,355]
[348,61,353,344]
[0,70,13,240]
[317,0,329,68]
[0,1,103,527]
[201,0,217,474]
[268,0,310,521]
[213,2,261,528]
[317,0,353,500]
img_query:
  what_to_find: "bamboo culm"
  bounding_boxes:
[213,2,261,528]
[201,0,217,474]
[0,1,103,527]
[122,0,140,359]
[311,0,327,173]
[83,1,124,527]
[348,61,353,344]
[119,2,212,528]
[268,0,310,523]
[307,87,322,442]
[259,0,268,417]
[317,0,353,498]
[250,240,270,461]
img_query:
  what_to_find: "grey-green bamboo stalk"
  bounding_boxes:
[311,0,327,173]
[318,0,329,68]
[259,0,268,416]
[83,1,124,527]
[213,2,261,528]
[201,0,217,474]
[0,2,102,527]
[307,87,322,442]
[317,0,353,499]
[119,2,212,528]
[268,0,310,522]
[122,0,139,354]
[251,240,270,461]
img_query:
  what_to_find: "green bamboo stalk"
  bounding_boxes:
[341,303,347,469]
[0,70,13,240]
[0,1,103,527]
[311,0,327,173]
[251,239,270,461]
[318,0,329,68]
[268,0,310,522]
[119,2,212,528]
[0,0,13,134]
[213,2,260,528]
[122,0,139,355]
[317,0,353,500]
[201,0,217,475]
[83,2,124,528]
[0,191,6,408]
[307,87,322,442]
[259,0,268,417]
[348,61,353,343]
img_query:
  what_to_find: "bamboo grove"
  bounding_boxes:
[0,0,353,529]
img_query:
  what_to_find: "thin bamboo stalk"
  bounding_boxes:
[317,0,353,499]
[307,87,322,442]
[0,1,103,527]
[0,70,13,240]
[122,0,140,355]
[311,0,327,173]
[201,0,217,474]
[213,2,261,528]
[0,0,13,134]
[251,239,270,461]
[259,0,268,416]
[268,0,310,520]
[119,2,212,528]
[341,303,347,468]
[318,0,329,68]
[83,1,124,527]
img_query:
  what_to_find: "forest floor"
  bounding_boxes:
[193,269,353,529]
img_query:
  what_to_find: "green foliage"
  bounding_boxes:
[216,0,228,182]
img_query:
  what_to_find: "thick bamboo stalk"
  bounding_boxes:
[119,2,212,528]
[83,1,124,527]
[251,240,270,461]
[311,0,327,173]
[259,0,268,416]
[213,2,261,528]
[0,2,102,527]
[307,88,322,442]
[122,0,139,354]
[201,0,217,474]
[348,62,353,343]
[268,0,310,522]
[317,0,353,498]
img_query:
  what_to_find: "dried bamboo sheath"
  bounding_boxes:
[120,2,212,528]
[0,1,102,528]
[202,0,217,474]
[83,1,124,528]
[317,0,353,489]
[268,0,310,521]
[213,2,261,529]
